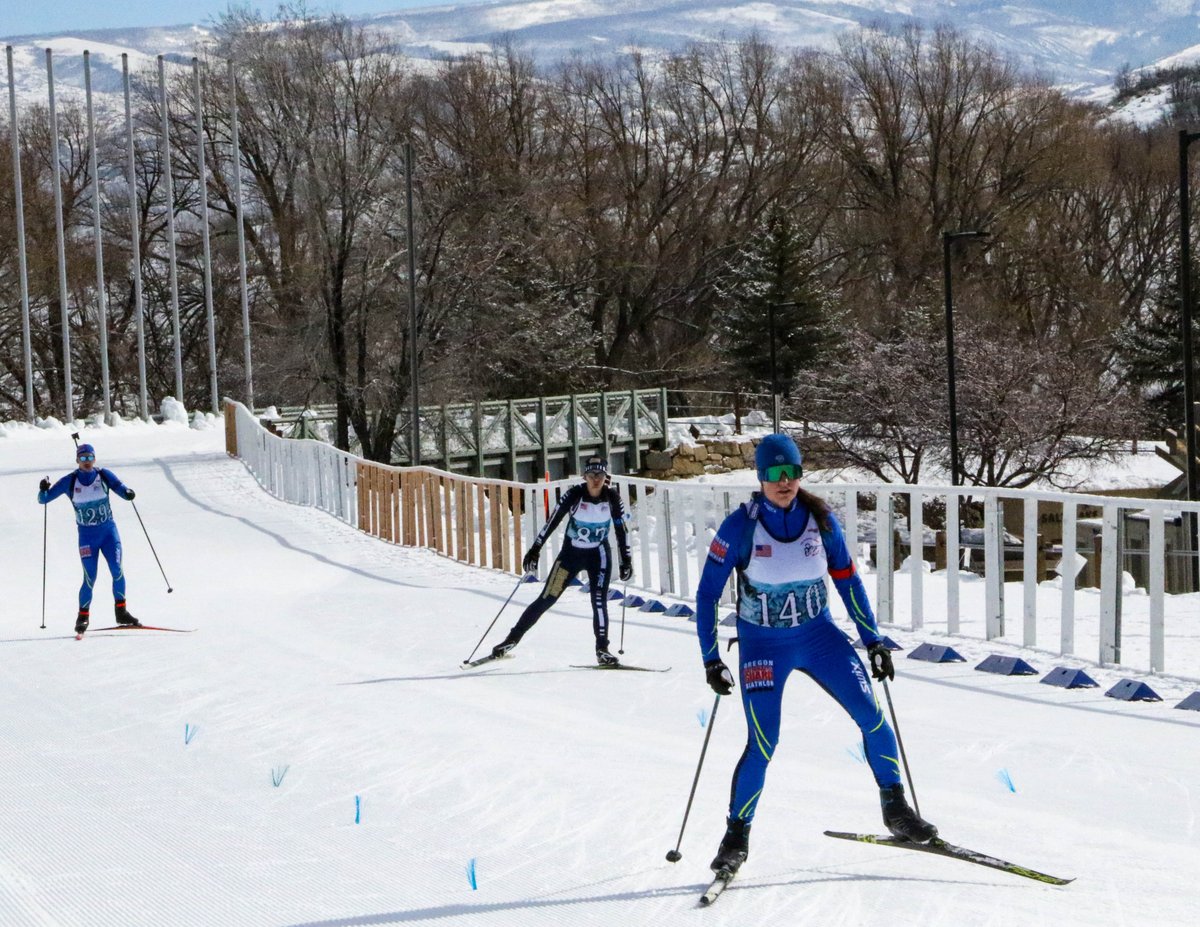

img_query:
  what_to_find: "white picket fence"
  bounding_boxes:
[227,401,1200,678]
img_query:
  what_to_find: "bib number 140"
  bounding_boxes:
[758,584,824,627]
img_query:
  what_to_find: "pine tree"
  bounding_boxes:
[717,210,838,396]
[1116,270,1200,432]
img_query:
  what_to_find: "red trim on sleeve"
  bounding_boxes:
[828,563,856,580]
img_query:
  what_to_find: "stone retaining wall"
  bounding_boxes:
[640,436,761,479]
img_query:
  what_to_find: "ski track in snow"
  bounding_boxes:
[1,425,1196,925]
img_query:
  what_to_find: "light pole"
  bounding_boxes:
[406,140,420,466]
[1178,131,1200,589]
[942,230,989,486]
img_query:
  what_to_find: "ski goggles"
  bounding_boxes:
[77,453,96,463]
[759,463,802,482]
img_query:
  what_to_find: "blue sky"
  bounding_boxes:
[1,1,494,39]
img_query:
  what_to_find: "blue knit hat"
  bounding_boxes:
[76,443,95,459]
[755,433,802,481]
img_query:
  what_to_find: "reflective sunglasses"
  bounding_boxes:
[77,453,95,463]
[760,463,802,482]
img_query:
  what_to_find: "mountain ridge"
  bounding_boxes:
[5,1,1200,111]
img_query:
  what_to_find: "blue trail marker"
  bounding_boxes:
[996,768,1016,792]
[355,795,361,824]
[184,724,197,745]
[467,857,478,890]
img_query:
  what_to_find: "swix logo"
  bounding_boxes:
[742,659,775,690]
[803,539,822,557]
[851,659,871,696]
[708,537,729,563]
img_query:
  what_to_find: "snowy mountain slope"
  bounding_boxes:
[0,420,1196,925]
[5,1,1200,110]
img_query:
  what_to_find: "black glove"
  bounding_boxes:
[704,659,735,696]
[125,489,136,501]
[619,558,633,582]
[39,477,51,493]
[522,543,542,574]
[867,641,894,682]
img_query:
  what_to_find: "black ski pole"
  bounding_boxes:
[665,693,722,863]
[40,493,48,630]
[461,572,527,664]
[881,678,921,817]
[131,500,173,593]
[618,583,628,654]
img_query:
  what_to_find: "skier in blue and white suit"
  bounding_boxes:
[696,433,936,876]
[491,454,633,666]
[37,443,139,635]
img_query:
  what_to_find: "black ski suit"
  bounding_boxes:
[506,483,631,649]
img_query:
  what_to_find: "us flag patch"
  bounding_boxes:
[79,546,91,557]
[754,543,772,557]
[708,537,729,562]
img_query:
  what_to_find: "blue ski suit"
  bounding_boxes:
[695,491,901,824]
[39,468,135,611]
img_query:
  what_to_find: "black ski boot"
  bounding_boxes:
[595,647,619,666]
[880,784,938,843]
[490,638,517,659]
[710,818,750,873]
[75,609,90,635]
[114,602,140,627]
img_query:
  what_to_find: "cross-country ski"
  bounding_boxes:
[823,831,1073,885]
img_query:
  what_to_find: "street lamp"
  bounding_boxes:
[942,230,989,486]
[769,301,798,433]
[1178,131,1200,589]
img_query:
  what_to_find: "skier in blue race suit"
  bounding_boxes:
[491,454,633,666]
[37,443,140,635]
[696,433,936,876]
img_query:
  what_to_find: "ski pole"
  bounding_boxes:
[40,494,48,630]
[131,500,173,594]
[665,693,722,863]
[618,583,628,654]
[461,572,527,664]
[881,679,921,817]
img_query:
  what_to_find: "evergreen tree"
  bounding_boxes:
[1116,269,1200,432]
[717,210,837,396]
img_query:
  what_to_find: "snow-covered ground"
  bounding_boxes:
[1,417,1196,926]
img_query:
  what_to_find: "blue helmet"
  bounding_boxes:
[76,442,95,460]
[755,433,803,481]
